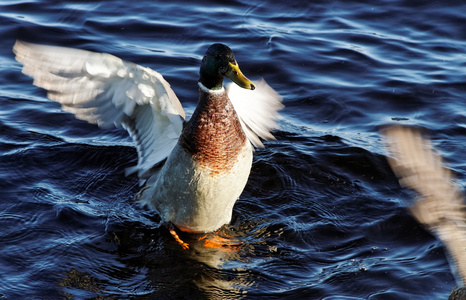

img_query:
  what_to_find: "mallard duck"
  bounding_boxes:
[13,41,283,235]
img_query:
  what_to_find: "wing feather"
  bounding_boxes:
[227,79,283,148]
[13,40,185,178]
[383,126,466,287]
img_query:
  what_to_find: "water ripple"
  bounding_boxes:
[0,0,465,298]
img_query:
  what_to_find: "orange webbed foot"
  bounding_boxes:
[169,227,189,250]
[199,230,242,250]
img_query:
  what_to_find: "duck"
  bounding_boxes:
[13,41,283,237]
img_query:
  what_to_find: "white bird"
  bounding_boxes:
[382,126,466,299]
[13,41,283,238]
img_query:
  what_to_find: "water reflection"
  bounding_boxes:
[172,223,281,298]
[59,269,104,299]
[57,218,282,299]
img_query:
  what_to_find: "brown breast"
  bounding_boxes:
[179,89,247,174]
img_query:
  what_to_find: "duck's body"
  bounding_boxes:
[141,84,253,232]
[13,41,282,233]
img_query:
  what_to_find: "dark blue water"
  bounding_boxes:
[1,0,465,299]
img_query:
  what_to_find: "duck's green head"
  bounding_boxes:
[199,43,255,91]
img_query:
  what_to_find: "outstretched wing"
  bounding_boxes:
[13,40,185,179]
[383,126,466,287]
[227,79,283,148]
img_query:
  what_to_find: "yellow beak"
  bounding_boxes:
[226,62,255,90]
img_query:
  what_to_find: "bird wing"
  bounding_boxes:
[383,125,466,287]
[227,79,283,148]
[13,40,185,179]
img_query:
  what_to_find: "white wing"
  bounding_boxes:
[13,40,185,179]
[227,79,283,148]
[383,126,466,287]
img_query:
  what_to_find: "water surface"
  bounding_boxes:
[1,0,465,299]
